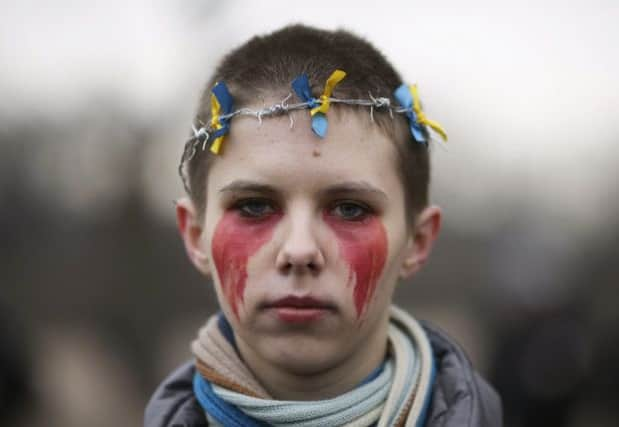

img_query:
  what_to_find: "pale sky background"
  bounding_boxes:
[1,0,618,238]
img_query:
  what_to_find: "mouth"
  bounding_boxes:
[263,296,335,323]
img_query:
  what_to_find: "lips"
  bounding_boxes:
[264,296,335,323]
[267,296,334,309]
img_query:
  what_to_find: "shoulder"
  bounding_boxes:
[422,321,503,427]
[144,361,208,427]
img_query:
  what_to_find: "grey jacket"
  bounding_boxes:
[145,323,502,426]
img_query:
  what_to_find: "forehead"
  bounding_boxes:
[206,107,403,197]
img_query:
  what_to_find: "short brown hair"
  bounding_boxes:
[186,24,430,223]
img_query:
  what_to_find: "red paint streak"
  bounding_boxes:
[323,213,387,318]
[211,211,281,318]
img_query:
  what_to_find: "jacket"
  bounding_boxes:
[145,322,502,426]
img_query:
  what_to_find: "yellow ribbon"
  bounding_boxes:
[310,69,347,116]
[209,91,225,154]
[410,84,448,142]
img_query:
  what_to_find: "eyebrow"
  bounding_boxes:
[219,180,387,201]
[319,181,388,201]
[218,180,279,195]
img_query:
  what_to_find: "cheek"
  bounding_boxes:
[323,214,388,318]
[211,212,281,318]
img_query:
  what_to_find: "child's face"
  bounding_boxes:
[186,107,434,374]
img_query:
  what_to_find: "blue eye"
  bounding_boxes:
[332,202,369,221]
[236,199,275,218]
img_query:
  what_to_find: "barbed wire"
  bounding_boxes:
[178,93,425,196]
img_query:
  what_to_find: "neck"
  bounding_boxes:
[235,314,390,401]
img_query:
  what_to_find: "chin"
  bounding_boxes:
[257,334,351,375]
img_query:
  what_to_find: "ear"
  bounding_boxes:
[399,205,442,278]
[176,197,211,276]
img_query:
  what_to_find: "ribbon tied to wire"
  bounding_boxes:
[291,69,347,138]
[394,84,447,145]
[209,81,234,154]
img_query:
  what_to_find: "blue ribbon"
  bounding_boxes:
[291,74,328,138]
[394,84,427,145]
[291,74,318,108]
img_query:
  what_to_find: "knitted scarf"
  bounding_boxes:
[191,306,434,427]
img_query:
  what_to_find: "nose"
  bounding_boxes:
[275,209,325,275]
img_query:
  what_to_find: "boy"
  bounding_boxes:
[146,25,502,426]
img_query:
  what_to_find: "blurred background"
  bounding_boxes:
[1,0,617,426]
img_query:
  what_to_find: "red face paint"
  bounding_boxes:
[211,210,281,318]
[323,213,388,318]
